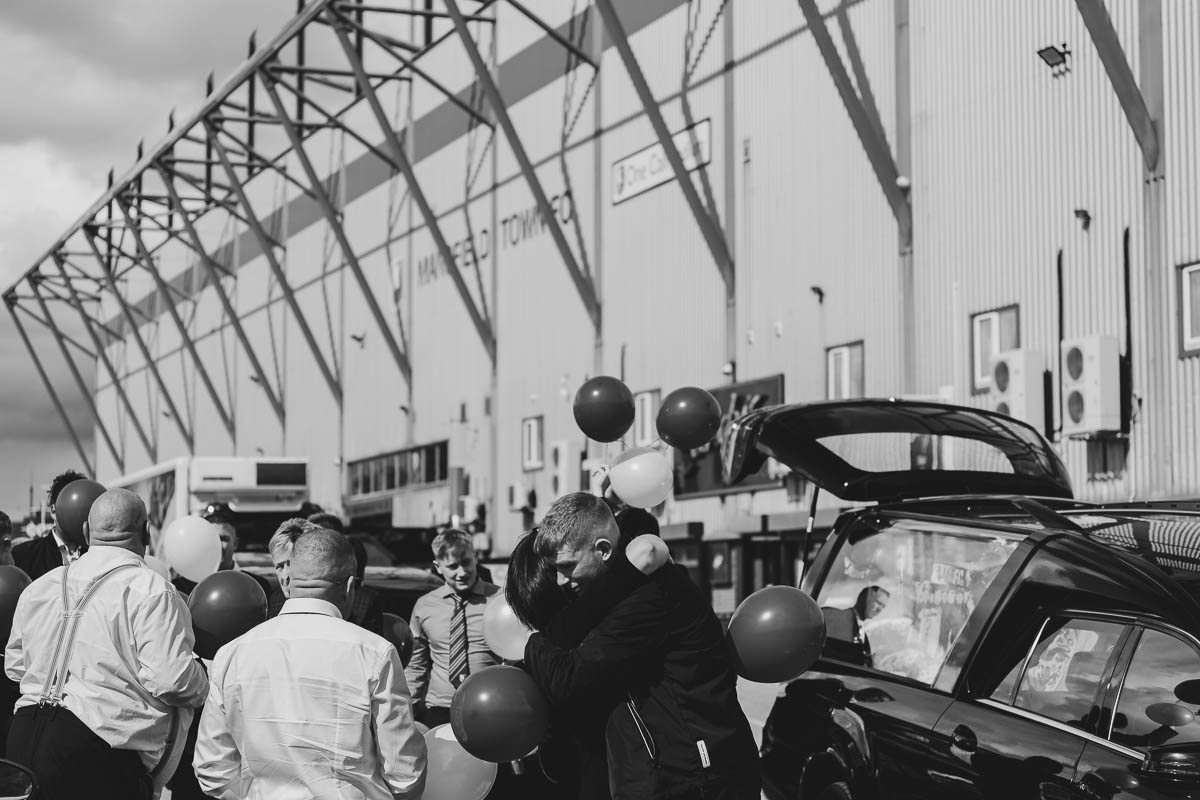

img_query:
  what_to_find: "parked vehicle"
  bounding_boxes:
[722,399,1200,800]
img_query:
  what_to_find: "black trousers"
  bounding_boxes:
[7,704,151,800]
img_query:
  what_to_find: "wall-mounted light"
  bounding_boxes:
[1037,44,1072,78]
[1074,208,1092,231]
[810,286,826,304]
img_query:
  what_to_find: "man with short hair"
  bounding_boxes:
[12,469,88,580]
[5,489,209,800]
[194,527,426,799]
[266,517,315,617]
[405,529,500,727]
[524,492,760,800]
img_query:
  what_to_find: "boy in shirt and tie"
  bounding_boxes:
[405,529,499,727]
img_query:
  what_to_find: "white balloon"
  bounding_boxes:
[482,594,533,661]
[161,516,221,583]
[609,447,673,509]
[144,554,171,581]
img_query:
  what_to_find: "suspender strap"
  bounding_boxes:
[38,561,140,706]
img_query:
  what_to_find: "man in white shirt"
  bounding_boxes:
[194,526,427,800]
[5,488,209,800]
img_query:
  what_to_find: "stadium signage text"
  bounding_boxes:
[611,118,712,205]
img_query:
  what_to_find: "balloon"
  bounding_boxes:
[727,585,826,683]
[656,386,722,450]
[414,721,430,737]
[144,555,171,582]
[573,376,635,443]
[0,566,32,644]
[55,479,106,545]
[609,447,672,509]
[382,612,415,667]
[423,724,497,800]
[188,571,268,659]
[482,594,533,662]
[162,516,222,583]
[450,665,549,763]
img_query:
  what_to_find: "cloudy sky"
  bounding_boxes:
[0,0,299,516]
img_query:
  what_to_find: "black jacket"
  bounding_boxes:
[525,560,760,799]
[12,535,65,581]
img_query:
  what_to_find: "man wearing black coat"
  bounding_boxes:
[12,469,89,581]
[523,493,760,800]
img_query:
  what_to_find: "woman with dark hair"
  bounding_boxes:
[505,507,671,799]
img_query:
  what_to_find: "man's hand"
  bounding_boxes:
[627,535,672,575]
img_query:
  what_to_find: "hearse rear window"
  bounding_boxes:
[817,520,1021,684]
[817,432,1016,475]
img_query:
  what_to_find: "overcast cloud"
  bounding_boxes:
[0,0,295,515]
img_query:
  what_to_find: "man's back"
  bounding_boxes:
[195,598,425,800]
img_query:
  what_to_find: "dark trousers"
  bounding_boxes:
[7,704,151,800]
[167,708,213,799]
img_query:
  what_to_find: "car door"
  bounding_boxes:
[926,615,1131,800]
[1073,625,1200,800]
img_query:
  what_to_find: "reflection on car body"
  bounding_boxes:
[722,399,1200,800]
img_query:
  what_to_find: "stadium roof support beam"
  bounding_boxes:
[593,0,735,294]
[155,164,287,423]
[206,121,344,406]
[445,0,602,334]
[1075,0,1160,173]
[83,227,197,453]
[27,279,125,473]
[258,67,414,385]
[50,253,157,462]
[4,298,95,476]
[115,195,234,440]
[795,0,912,247]
[329,14,497,365]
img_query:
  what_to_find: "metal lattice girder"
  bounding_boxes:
[1074,0,1159,172]
[205,120,345,405]
[328,13,497,364]
[84,227,197,451]
[50,253,158,462]
[593,0,735,294]
[257,65,414,384]
[155,164,287,423]
[5,297,95,476]
[27,277,125,472]
[444,0,601,333]
[115,194,235,439]
[794,0,912,245]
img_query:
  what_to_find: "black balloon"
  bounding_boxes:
[188,571,268,659]
[0,566,32,644]
[382,612,415,667]
[727,585,825,683]
[450,665,549,763]
[573,376,635,443]
[656,386,722,450]
[55,479,106,545]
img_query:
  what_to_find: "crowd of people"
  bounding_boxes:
[0,468,761,800]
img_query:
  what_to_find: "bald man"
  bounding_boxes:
[195,527,427,800]
[4,488,209,800]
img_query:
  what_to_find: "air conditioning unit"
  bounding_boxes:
[990,348,1045,431]
[1061,335,1121,436]
[506,482,536,512]
[549,440,579,500]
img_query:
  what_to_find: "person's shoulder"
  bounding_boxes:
[413,585,447,608]
[476,579,500,598]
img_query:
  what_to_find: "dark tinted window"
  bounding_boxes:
[256,462,307,486]
[990,617,1124,731]
[1111,629,1200,751]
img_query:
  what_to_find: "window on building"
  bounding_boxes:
[346,440,450,498]
[1111,628,1200,751]
[633,390,660,446]
[826,341,865,400]
[971,306,1020,393]
[522,416,544,471]
[1179,263,1200,356]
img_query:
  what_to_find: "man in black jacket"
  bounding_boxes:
[523,493,760,800]
[12,469,88,581]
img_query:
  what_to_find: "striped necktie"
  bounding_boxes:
[449,594,469,687]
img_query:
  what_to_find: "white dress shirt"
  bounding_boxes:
[4,546,208,777]
[194,597,427,800]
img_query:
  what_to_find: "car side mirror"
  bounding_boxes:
[1140,742,1200,786]
[0,758,36,799]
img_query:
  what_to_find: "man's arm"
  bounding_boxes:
[4,592,28,683]
[133,587,209,708]
[373,647,427,799]
[524,581,671,707]
[193,655,242,800]
[403,604,431,712]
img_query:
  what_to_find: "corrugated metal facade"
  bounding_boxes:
[85,0,1200,554]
